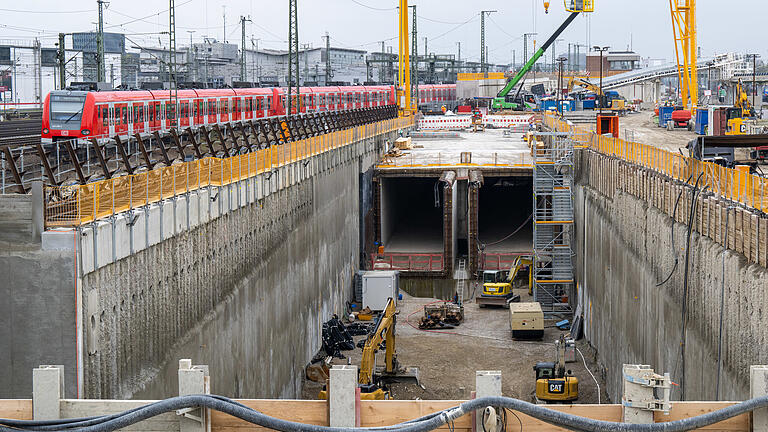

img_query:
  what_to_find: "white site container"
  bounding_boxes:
[361,271,400,311]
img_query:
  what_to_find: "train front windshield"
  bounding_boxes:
[49,92,87,130]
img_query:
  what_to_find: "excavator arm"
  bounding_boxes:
[359,298,396,385]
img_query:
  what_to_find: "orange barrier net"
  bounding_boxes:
[542,113,768,212]
[45,117,414,227]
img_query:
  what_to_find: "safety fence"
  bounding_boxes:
[370,253,444,272]
[44,117,414,227]
[479,252,533,271]
[543,114,768,213]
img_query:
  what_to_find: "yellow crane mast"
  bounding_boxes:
[398,0,413,116]
[670,0,698,112]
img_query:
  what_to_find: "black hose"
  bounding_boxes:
[4,394,768,432]
[679,172,708,400]
[656,175,693,287]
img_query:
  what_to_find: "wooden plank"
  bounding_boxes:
[751,214,759,264]
[0,399,32,420]
[655,401,749,431]
[61,400,178,432]
[760,217,768,268]
[360,400,470,431]
[211,400,327,432]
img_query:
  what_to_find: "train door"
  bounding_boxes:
[114,103,127,136]
[244,97,253,120]
[132,102,143,134]
[194,99,203,126]
[233,97,241,121]
[95,104,107,138]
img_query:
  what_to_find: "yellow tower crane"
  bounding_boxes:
[398,0,413,117]
[670,0,698,112]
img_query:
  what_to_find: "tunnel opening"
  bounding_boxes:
[476,176,533,269]
[380,176,445,254]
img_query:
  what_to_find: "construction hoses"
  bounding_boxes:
[3,394,768,432]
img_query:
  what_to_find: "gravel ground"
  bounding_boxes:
[301,288,609,404]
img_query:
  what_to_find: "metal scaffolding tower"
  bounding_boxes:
[287,0,299,115]
[532,132,575,314]
[169,0,177,127]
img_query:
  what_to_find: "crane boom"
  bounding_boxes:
[492,12,580,110]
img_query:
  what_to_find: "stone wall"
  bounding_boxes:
[575,149,768,402]
[77,131,395,399]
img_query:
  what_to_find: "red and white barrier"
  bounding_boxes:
[483,115,535,129]
[418,116,472,130]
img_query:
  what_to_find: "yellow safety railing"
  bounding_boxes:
[542,113,768,212]
[45,117,415,227]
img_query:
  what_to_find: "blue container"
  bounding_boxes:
[582,99,596,110]
[659,106,675,127]
[541,99,558,111]
[695,109,708,135]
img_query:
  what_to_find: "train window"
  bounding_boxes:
[102,107,108,127]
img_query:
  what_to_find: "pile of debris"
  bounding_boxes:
[306,315,375,383]
[418,303,464,330]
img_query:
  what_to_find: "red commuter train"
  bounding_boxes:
[41,84,457,142]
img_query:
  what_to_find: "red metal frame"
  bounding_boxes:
[479,252,533,271]
[370,253,444,272]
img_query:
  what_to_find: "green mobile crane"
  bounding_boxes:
[492,1,594,111]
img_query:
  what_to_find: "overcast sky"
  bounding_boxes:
[1,1,766,65]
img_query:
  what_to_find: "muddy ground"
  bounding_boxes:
[301,286,609,403]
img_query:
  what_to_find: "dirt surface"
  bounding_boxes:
[619,111,698,153]
[301,288,609,404]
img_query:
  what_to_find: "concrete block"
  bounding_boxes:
[114,216,131,262]
[622,365,654,424]
[80,226,95,274]
[174,197,187,234]
[147,204,162,247]
[95,221,114,268]
[178,360,210,432]
[189,193,200,229]
[33,365,63,420]
[130,208,148,253]
[329,365,357,427]
[751,366,768,432]
[475,371,502,432]
[42,229,76,251]
[31,181,43,242]
[161,200,175,238]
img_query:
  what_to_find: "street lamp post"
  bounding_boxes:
[593,46,609,114]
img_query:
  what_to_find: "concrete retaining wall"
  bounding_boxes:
[79,132,395,399]
[575,149,768,402]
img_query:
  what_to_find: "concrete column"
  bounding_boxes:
[329,365,357,427]
[178,359,210,432]
[31,180,43,241]
[475,371,502,432]
[622,364,654,424]
[750,366,768,432]
[33,365,64,420]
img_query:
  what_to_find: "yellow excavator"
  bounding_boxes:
[567,77,627,115]
[534,334,579,402]
[318,298,416,400]
[477,256,533,307]
[725,80,756,136]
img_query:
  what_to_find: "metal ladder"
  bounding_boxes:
[454,258,467,305]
